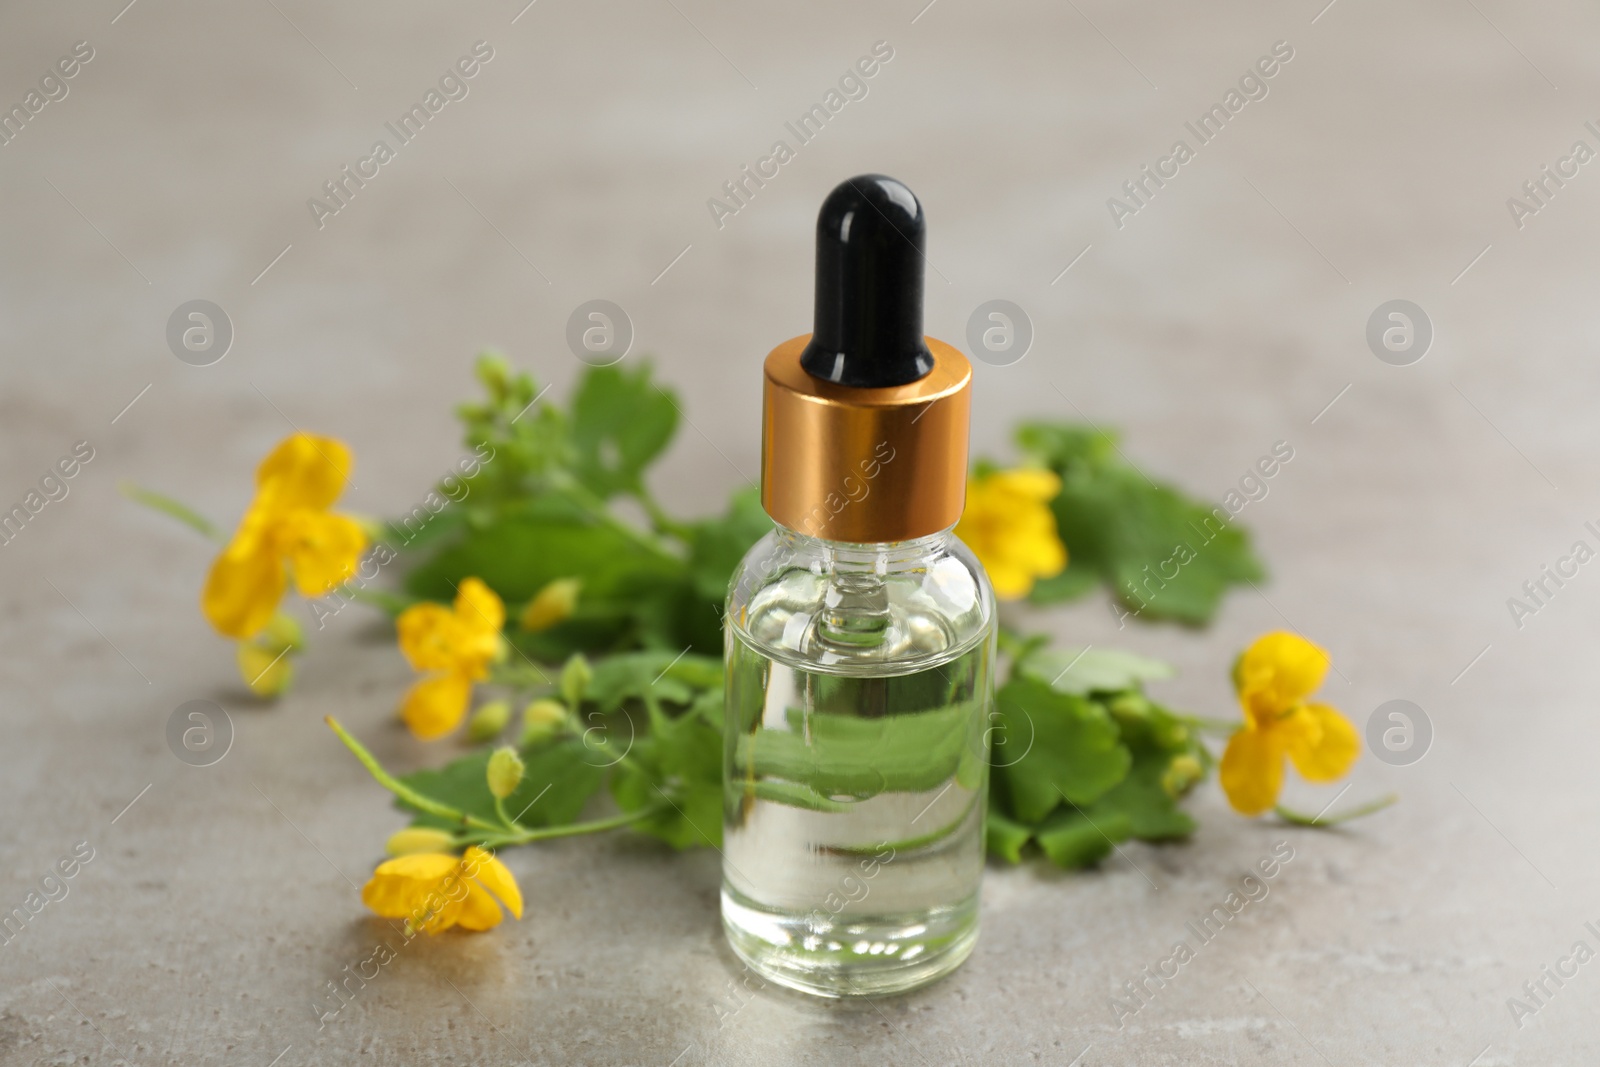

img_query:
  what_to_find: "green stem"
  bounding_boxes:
[490,663,554,689]
[558,478,680,565]
[119,482,222,542]
[463,804,668,848]
[637,489,697,543]
[831,789,983,856]
[1180,715,1243,734]
[340,585,414,616]
[325,716,504,835]
[1275,792,1398,828]
[493,796,518,833]
[565,709,646,774]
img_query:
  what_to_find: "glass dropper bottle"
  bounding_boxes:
[720,174,996,997]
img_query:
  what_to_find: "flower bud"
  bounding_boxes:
[519,577,582,633]
[237,642,294,698]
[467,700,511,742]
[486,746,525,800]
[560,653,592,708]
[261,611,305,652]
[1161,754,1204,798]
[386,826,456,856]
[520,698,568,747]
[1155,721,1190,749]
[1108,693,1150,722]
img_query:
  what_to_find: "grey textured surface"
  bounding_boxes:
[2,0,1597,1063]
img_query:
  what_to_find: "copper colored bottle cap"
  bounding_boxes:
[761,333,971,543]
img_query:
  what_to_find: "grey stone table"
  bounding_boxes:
[2,0,1597,1063]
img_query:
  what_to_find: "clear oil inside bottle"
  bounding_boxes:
[721,529,994,997]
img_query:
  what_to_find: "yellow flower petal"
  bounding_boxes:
[954,468,1068,602]
[987,468,1062,501]
[986,561,1041,600]
[361,851,457,919]
[202,534,287,640]
[455,577,506,638]
[280,511,368,598]
[1285,702,1359,782]
[360,849,520,935]
[254,433,353,512]
[462,847,523,920]
[396,603,460,672]
[453,881,508,931]
[373,851,460,881]
[1235,631,1330,723]
[1219,726,1286,816]
[401,673,473,740]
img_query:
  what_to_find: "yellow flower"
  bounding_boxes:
[361,846,523,934]
[954,469,1068,600]
[202,434,367,640]
[519,577,581,632]
[1219,632,1359,816]
[397,578,505,739]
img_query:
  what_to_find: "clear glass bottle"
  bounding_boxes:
[721,525,995,996]
[722,173,993,996]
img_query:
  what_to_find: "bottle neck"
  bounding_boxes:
[773,527,953,653]
[775,525,953,570]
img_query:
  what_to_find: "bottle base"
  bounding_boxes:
[720,886,980,998]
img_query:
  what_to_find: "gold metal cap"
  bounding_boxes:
[761,334,971,543]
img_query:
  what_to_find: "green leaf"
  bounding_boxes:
[737,701,978,801]
[397,738,603,831]
[403,495,681,604]
[752,780,855,814]
[570,362,679,499]
[1018,420,1265,625]
[1090,751,1197,842]
[383,504,469,553]
[1025,565,1099,605]
[990,679,1131,824]
[1017,647,1174,697]
[986,808,1034,864]
[1035,808,1129,869]
[586,650,722,713]
[687,486,773,602]
[688,689,724,732]
[611,711,723,849]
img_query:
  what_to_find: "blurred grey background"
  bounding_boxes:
[3,0,1598,1063]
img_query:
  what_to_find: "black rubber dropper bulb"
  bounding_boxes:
[800,175,935,388]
